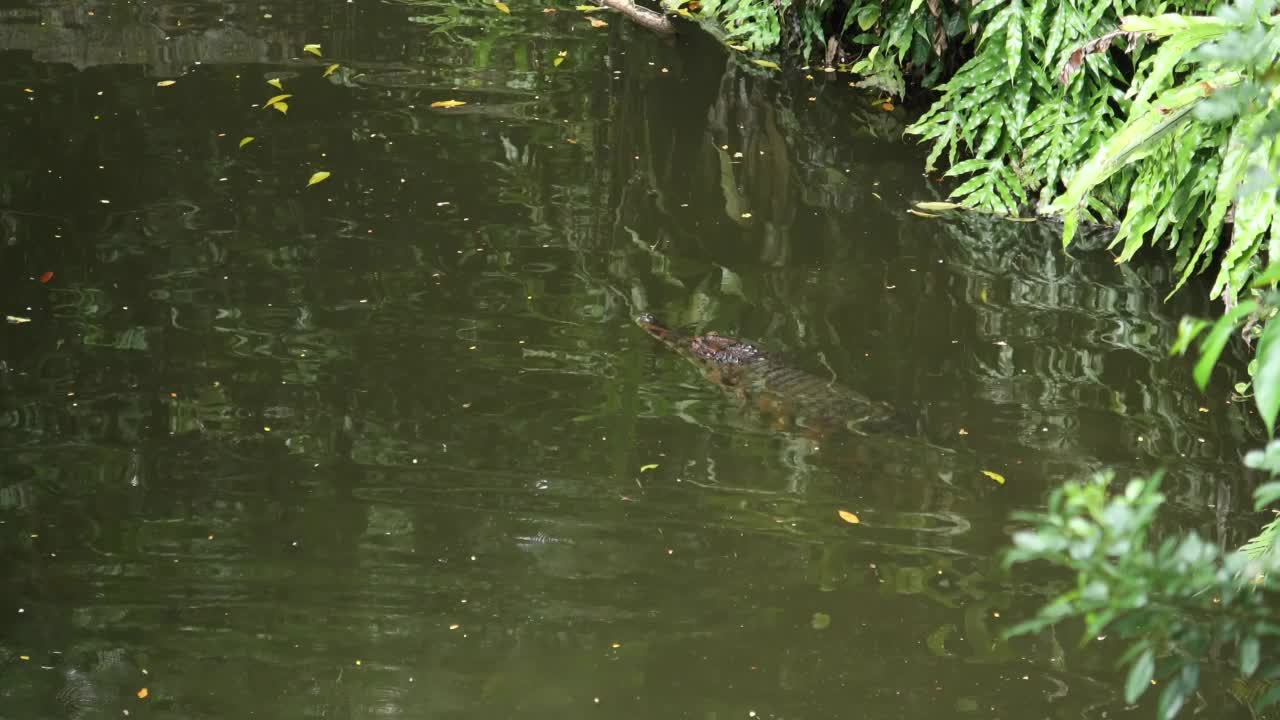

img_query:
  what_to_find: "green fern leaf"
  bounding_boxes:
[1240,515,1280,560]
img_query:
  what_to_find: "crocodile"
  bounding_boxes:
[635,313,902,438]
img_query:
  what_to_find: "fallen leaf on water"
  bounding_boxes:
[881,101,894,111]
[554,50,568,67]
[811,612,832,630]
[271,101,289,114]
[871,192,882,200]
[18,655,30,661]
[431,99,467,108]
[915,201,962,211]
[640,463,658,472]
[324,64,340,77]
[728,44,747,51]
[907,209,939,218]
[751,59,781,70]
[136,688,149,700]
[588,17,608,26]
[543,7,557,11]
[740,212,753,219]
[1006,216,1037,223]
[267,78,284,90]
[6,316,32,324]
[303,43,322,57]
[576,4,607,10]
[981,470,1006,485]
[156,80,177,87]
[307,171,331,187]
[263,93,292,109]
[494,0,510,12]
[239,136,255,148]
[837,509,860,524]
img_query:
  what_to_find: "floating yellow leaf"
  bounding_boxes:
[907,209,939,218]
[588,17,608,26]
[6,316,32,324]
[543,7,558,11]
[267,78,284,90]
[575,4,607,10]
[751,59,781,70]
[837,509,860,524]
[981,470,1006,485]
[639,463,658,472]
[811,612,832,630]
[915,201,962,211]
[430,99,467,108]
[323,64,340,77]
[263,93,292,109]
[239,136,255,148]
[303,43,322,57]
[136,688,149,699]
[728,44,747,51]
[307,171,331,187]
[494,0,510,12]
[1006,216,1037,223]
[554,50,568,67]
[271,101,289,114]
[156,80,177,87]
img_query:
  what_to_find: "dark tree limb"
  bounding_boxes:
[599,0,677,35]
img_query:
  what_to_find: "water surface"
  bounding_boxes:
[0,1,1263,718]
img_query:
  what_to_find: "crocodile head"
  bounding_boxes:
[636,314,767,384]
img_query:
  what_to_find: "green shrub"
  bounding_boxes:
[1006,470,1280,720]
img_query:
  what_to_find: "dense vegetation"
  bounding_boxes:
[674,0,1279,306]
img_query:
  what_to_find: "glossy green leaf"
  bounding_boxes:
[1171,317,1210,356]
[1125,648,1155,703]
[1255,480,1280,508]
[1254,318,1280,434]
[1050,73,1242,227]
[1004,0,1022,82]
[1173,107,1261,294]
[1193,300,1257,391]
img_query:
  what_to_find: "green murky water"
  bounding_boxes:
[0,1,1264,718]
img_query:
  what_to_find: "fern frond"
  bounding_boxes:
[1240,514,1280,560]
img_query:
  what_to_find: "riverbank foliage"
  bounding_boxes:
[677,0,1279,309]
